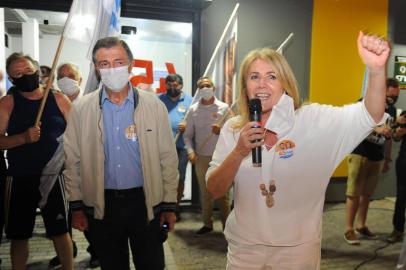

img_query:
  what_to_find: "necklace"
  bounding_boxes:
[259,133,278,208]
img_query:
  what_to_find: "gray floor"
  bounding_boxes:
[0,198,403,269]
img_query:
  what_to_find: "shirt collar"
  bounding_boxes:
[264,93,296,138]
[101,83,134,106]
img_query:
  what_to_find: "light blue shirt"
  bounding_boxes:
[102,87,144,189]
[159,92,193,149]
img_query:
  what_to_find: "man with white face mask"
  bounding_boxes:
[63,37,178,270]
[183,76,231,235]
[52,63,100,268]
[56,63,83,103]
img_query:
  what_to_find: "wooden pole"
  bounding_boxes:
[34,36,65,127]
[34,0,77,126]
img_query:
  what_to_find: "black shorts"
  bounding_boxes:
[5,174,69,240]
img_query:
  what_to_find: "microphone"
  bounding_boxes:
[249,98,262,167]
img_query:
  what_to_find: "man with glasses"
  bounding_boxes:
[159,74,193,220]
[0,52,72,270]
[64,37,178,270]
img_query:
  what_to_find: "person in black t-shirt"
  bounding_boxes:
[387,110,406,243]
[344,78,399,245]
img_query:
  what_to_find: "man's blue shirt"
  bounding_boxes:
[102,87,144,189]
[159,92,193,149]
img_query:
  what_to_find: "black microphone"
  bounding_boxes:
[249,98,262,167]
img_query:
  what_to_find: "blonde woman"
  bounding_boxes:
[207,32,390,270]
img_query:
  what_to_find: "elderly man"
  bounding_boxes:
[64,37,178,270]
[0,53,72,270]
[57,63,83,103]
[47,62,99,268]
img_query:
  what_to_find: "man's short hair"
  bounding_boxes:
[56,63,81,80]
[196,76,214,86]
[6,52,38,75]
[165,74,183,85]
[40,65,52,77]
[387,78,400,88]
[92,36,133,64]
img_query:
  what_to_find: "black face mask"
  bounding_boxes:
[386,95,398,105]
[11,72,40,92]
[167,87,181,98]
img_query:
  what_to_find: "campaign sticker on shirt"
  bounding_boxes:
[211,112,219,119]
[276,139,295,159]
[125,124,137,141]
[178,104,186,113]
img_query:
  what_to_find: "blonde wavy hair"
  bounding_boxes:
[233,47,302,129]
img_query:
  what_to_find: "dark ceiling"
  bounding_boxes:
[0,0,212,22]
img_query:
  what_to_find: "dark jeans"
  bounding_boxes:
[177,148,188,184]
[393,157,406,232]
[87,188,164,270]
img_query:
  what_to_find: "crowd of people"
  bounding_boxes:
[0,32,404,270]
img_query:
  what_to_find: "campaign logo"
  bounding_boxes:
[276,139,296,159]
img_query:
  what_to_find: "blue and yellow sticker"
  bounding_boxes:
[275,140,295,159]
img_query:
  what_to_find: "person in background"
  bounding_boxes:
[0,52,72,270]
[387,108,406,243]
[64,37,178,270]
[0,70,6,97]
[344,78,399,245]
[206,32,390,269]
[40,65,53,88]
[0,70,6,266]
[48,62,99,268]
[159,74,193,221]
[183,76,231,235]
[57,63,83,103]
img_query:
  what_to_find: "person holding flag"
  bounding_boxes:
[0,53,72,270]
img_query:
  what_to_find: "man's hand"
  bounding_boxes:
[23,126,41,143]
[72,210,88,231]
[160,211,176,232]
[212,124,221,135]
[187,152,198,164]
[178,122,186,133]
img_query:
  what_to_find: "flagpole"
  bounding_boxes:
[276,33,294,53]
[203,3,239,76]
[173,4,240,145]
[34,1,76,126]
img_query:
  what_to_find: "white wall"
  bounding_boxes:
[125,37,192,94]
[6,34,192,95]
[39,35,91,89]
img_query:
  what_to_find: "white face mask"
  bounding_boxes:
[99,66,130,92]
[57,77,80,96]
[200,87,214,101]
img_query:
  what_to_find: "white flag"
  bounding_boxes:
[63,0,121,60]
